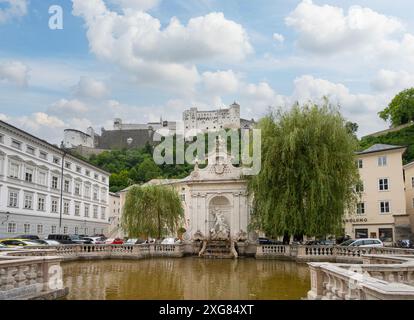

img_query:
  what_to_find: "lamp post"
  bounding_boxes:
[59,141,68,233]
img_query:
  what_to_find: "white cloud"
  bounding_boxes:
[0,113,9,121]
[286,0,406,56]
[0,61,29,86]
[74,76,109,99]
[48,99,89,115]
[202,70,240,95]
[72,0,252,91]
[371,69,414,92]
[0,0,27,24]
[272,33,284,43]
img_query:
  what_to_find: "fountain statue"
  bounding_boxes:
[209,208,230,241]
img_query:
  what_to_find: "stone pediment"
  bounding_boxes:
[188,137,242,181]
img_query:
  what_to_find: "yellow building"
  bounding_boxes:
[403,161,414,237]
[344,144,408,245]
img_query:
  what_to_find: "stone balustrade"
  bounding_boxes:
[0,252,67,300]
[307,259,414,300]
[256,245,414,263]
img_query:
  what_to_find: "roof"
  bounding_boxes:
[356,144,406,155]
[0,119,111,175]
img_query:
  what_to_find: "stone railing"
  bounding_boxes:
[307,258,414,300]
[256,245,414,262]
[0,251,68,300]
[17,243,185,260]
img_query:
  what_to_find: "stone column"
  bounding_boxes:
[233,192,241,238]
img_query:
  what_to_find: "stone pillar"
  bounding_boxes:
[233,192,240,238]
[307,263,325,300]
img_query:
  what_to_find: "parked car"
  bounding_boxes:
[105,238,124,245]
[14,235,40,241]
[44,240,61,246]
[257,237,283,245]
[305,240,336,246]
[125,238,146,245]
[0,239,46,248]
[396,240,414,248]
[340,238,384,247]
[47,234,92,244]
[83,237,105,244]
[161,238,181,245]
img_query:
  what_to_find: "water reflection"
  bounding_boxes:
[62,258,310,300]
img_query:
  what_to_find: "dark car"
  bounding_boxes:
[15,235,40,241]
[47,234,92,244]
[258,237,283,245]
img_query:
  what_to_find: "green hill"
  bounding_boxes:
[360,124,414,164]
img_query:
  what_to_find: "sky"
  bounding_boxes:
[1,0,414,143]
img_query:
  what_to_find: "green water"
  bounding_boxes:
[62,258,310,300]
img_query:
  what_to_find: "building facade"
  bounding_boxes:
[403,161,414,237]
[107,192,122,238]
[344,144,408,245]
[119,137,251,241]
[0,120,110,239]
[183,103,242,133]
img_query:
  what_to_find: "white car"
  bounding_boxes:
[83,237,105,244]
[161,238,181,245]
[340,238,384,248]
[44,240,61,246]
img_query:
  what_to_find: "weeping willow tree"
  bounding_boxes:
[249,101,359,238]
[122,185,184,239]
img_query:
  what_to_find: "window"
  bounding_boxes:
[76,166,82,173]
[38,171,47,186]
[94,173,99,180]
[93,206,98,218]
[37,195,46,211]
[356,182,364,193]
[356,203,365,215]
[51,225,57,234]
[74,183,81,196]
[25,167,34,183]
[75,203,80,216]
[356,159,363,169]
[379,178,389,191]
[84,205,90,218]
[181,194,186,202]
[24,223,30,234]
[9,162,19,179]
[74,227,79,235]
[84,185,91,198]
[7,222,16,233]
[412,198,414,209]
[39,151,47,160]
[64,180,70,193]
[51,198,58,213]
[412,177,414,188]
[8,190,18,208]
[11,139,22,150]
[93,188,99,201]
[65,162,72,169]
[53,157,60,165]
[63,201,70,215]
[84,227,88,235]
[63,226,68,234]
[85,170,90,177]
[378,156,387,167]
[0,133,3,144]
[27,146,35,155]
[355,229,368,239]
[37,225,43,235]
[101,207,106,220]
[380,201,391,214]
[102,177,106,183]
[24,193,33,209]
[379,228,393,243]
[51,176,58,189]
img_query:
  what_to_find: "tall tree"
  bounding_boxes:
[248,102,359,238]
[379,88,414,126]
[122,185,184,239]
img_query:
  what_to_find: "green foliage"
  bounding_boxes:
[379,88,414,126]
[122,185,184,239]
[88,147,194,192]
[249,102,359,238]
[360,124,414,163]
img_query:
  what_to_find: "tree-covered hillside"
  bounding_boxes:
[360,124,414,164]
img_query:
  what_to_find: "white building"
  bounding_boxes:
[63,128,96,149]
[107,192,122,238]
[0,120,110,238]
[183,103,242,133]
